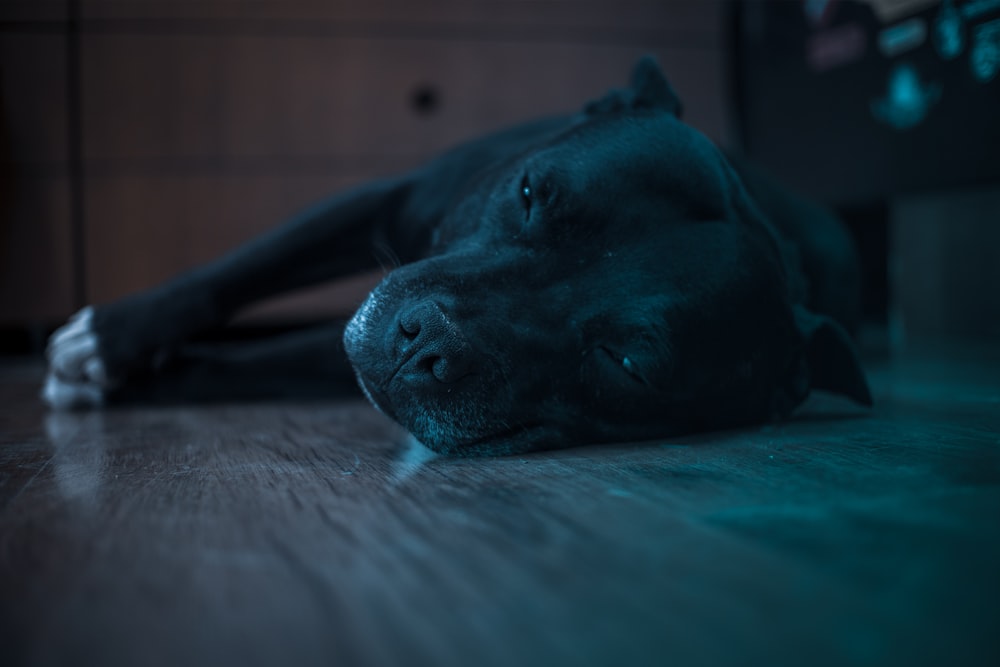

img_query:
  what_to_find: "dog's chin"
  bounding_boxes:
[352,371,544,456]
[414,421,549,457]
[409,424,547,457]
[351,370,386,415]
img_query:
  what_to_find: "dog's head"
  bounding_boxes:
[344,58,871,455]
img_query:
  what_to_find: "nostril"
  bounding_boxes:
[399,315,421,340]
[399,322,419,342]
[429,356,457,383]
[430,353,473,383]
[410,353,467,383]
[393,301,475,385]
[417,354,440,375]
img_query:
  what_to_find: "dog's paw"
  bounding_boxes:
[41,373,105,410]
[43,307,112,410]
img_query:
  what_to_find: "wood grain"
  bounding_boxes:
[0,0,67,22]
[0,32,70,168]
[0,30,75,323]
[0,29,74,321]
[82,168,394,308]
[0,1,730,326]
[77,28,726,317]
[0,176,75,323]
[1,345,999,666]
[79,0,723,37]
[67,1,728,322]
[80,34,726,165]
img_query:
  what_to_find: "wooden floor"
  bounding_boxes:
[1,343,998,667]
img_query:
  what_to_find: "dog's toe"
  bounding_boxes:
[44,307,112,409]
[41,372,105,410]
[83,355,109,385]
[51,334,98,379]
[47,307,93,355]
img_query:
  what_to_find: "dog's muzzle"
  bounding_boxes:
[344,294,477,412]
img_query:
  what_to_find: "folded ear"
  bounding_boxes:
[629,55,683,116]
[583,55,683,118]
[794,305,873,406]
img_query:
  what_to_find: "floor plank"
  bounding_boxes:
[1,345,998,667]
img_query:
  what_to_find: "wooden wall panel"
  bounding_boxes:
[0,177,74,323]
[83,167,391,305]
[81,36,726,165]
[0,1,67,21]
[80,0,723,37]
[0,31,75,324]
[0,32,69,168]
[75,0,729,322]
[892,190,1000,340]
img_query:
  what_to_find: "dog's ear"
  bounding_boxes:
[583,55,684,118]
[793,305,873,407]
[629,55,683,116]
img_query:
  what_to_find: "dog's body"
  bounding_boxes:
[44,58,871,455]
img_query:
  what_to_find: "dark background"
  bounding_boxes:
[734,0,1000,344]
[736,0,1000,202]
[2,7,999,666]
[1,0,998,350]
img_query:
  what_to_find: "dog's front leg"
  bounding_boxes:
[101,319,360,405]
[44,177,411,408]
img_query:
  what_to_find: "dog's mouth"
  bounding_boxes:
[351,369,394,418]
[436,420,547,456]
[402,417,547,457]
[351,367,544,456]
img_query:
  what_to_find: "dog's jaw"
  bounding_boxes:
[344,292,391,416]
[350,368,383,416]
[344,286,545,455]
[344,289,474,453]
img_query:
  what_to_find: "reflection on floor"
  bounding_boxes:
[1,343,998,667]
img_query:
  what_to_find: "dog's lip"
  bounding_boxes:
[434,420,546,456]
[355,367,542,455]
[353,370,399,420]
[385,348,417,386]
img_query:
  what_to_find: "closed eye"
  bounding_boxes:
[599,346,649,385]
[520,175,533,217]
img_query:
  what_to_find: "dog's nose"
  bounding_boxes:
[395,301,474,385]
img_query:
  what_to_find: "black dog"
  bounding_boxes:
[44,57,871,455]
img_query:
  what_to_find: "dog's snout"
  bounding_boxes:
[397,305,425,344]
[395,301,474,385]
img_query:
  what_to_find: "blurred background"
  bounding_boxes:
[1,0,998,355]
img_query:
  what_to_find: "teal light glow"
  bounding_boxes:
[971,19,1000,82]
[934,0,965,59]
[870,63,941,130]
[879,18,927,58]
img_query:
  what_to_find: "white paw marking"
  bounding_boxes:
[41,373,105,410]
[43,306,109,410]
